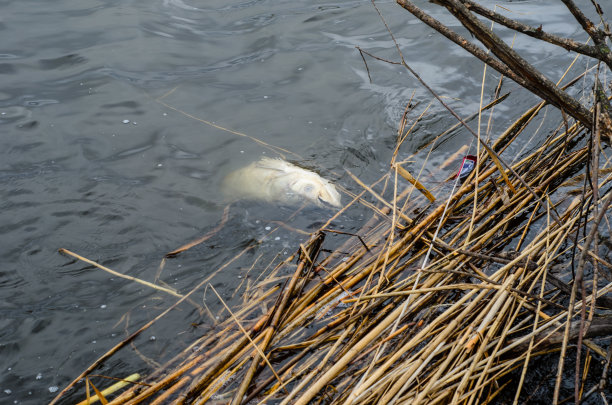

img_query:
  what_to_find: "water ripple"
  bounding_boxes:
[98,48,276,86]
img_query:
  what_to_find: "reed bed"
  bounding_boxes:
[54,78,612,404]
[53,2,612,400]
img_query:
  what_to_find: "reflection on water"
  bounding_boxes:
[0,0,607,403]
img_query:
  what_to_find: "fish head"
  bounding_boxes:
[290,177,342,208]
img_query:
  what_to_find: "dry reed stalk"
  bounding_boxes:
[76,374,141,405]
[394,163,436,202]
[58,248,182,298]
[154,93,299,160]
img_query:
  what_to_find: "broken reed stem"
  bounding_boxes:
[58,248,183,298]
[75,374,141,405]
[209,284,287,405]
[229,232,323,404]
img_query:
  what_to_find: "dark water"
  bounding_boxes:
[0,0,608,403]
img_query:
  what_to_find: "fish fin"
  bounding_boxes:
[255,157,290,172]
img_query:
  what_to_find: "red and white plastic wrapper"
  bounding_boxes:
[456,155,477,180]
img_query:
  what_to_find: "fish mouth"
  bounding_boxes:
[318,196,341,209]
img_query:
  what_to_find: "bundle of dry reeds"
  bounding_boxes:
[53,82,612,404]
[51,2,612,404]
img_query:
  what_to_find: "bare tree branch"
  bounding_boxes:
[396,0,594,128]
[460,0,612,71]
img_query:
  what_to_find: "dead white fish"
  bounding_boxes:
[222,157,341,208]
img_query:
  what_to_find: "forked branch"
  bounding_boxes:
[397,0,612,135]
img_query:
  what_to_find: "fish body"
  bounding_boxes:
[222,157,341,208]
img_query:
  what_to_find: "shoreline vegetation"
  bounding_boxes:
[52,1,612,404]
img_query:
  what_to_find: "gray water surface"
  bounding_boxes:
[0,0,607,403]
